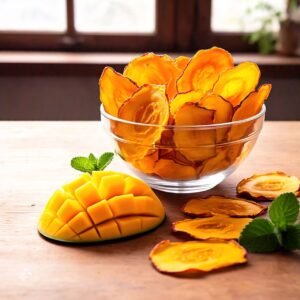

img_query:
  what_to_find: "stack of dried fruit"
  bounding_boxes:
[99,47,272,181]
[150,172,300,275]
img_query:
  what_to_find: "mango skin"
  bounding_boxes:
[38,171,165,243]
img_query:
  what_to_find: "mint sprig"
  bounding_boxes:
[239,193,300,253]
[71,152,114,174]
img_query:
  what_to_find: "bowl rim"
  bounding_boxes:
[100,103,266,129]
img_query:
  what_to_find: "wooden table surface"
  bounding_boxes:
[1,121,299,300]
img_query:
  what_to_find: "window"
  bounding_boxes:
[0,0,173,51]
[0,0,289,52]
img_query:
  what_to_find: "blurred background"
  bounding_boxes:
[0,0,299,120]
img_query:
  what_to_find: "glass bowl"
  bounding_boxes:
[100,104,265,194]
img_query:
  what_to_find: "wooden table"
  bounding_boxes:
[1,121,299,300]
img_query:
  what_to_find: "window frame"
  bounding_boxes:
[0,0,256,52]
[0,0,175,52]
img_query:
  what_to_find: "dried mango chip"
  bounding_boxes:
[149,240,247,274]
[173,103,216,161]
[228,84,271,141]
[99,67,138,116]
[237,172,300,201]
[213,62,261,107]
[115,84,169,160]
[124,53,180,100]
[170,90,206,116]
[131,151,158,174]
[175,56,190,72]
[200,149,231,176]
[172,215,252,240]
[154,159,197,180]
[183,195,267,218]
[199,94,233,142]
[177,47,233,94]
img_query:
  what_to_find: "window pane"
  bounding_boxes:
[74,0,156,34]
[0,0,66,32]
[212,0,286,32]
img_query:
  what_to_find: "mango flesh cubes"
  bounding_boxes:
[38,171,165,243]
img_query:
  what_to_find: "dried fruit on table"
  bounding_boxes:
[38,171,165,243]
[172,216,252,240]
[99,66,138,116]
[213,62,261,107]
[228,84,272,141]
[114,84,169,161]
[182,195,267,218]
[154,159,197,180]
[198,94,233,142]
[177,47,233,94]
[149,240,247,274]
[173,103,216,161]
[237,172,300,201]
[175,55,190,71]
[170,90,206,116]
[124,53,180,100]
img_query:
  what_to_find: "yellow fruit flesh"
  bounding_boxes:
[38,171,165,243]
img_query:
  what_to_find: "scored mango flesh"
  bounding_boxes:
[38,171,165,243]
[99,47,272,181]
[172,216,252,240]
[183,195,267,217]
[237,171,300,201]
[149,240,247,274]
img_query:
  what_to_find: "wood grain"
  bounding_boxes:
[0,121,299,300]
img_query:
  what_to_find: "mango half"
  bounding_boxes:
[38,171,165,243]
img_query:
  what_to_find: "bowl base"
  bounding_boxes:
[135,171,231,194]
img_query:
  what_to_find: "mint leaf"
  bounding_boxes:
[98,152,114,170]
[71,157,95,174]
[88,153,98,167]
[239,218,280,253]
[269,193,299,230]
[281,224,300,250]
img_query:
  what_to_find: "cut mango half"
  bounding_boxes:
[38,171,165,243]
[149,240,247,274]
[237,171,300,201]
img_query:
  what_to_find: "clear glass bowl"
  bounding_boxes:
[100,105,265,193]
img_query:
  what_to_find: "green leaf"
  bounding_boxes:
[88,153,98,167]
[97,152,114,170]
[269,193,299,230]
[239,218,280,253]
[71,157,95,174]
[281,224,300,250]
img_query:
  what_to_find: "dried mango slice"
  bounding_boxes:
[149,240,247,274]
[175,56,190,72]
[131,151,158,174]
[38,171,165,243]
[213,62,261,107]
[115,84,169,161]
[177,47,233,94]
[237,172,300,201]
[99,67,138,116]
[172,216,252,240]
[182,195,267,218]
[228,84,272,141]
[124,53,180,100]
[173,103,216,161]
[199,94,233,142]
[170,90,206,116]
[200,149,231,176]
[154,159,197,180]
